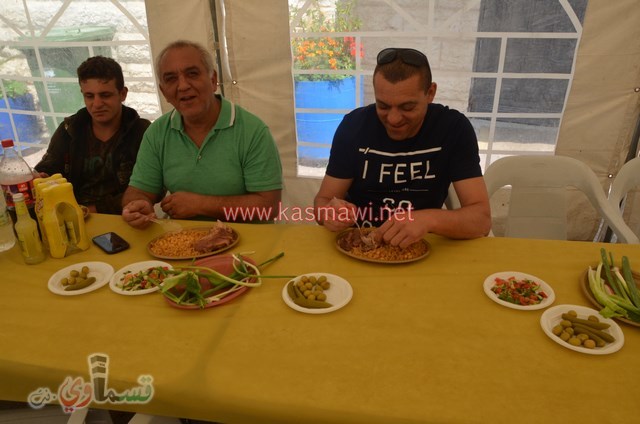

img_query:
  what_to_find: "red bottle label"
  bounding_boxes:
[2,180,35,208]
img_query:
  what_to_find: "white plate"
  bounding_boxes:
[48,261,114,296]
[483,271,555,310]
[540,304,624,355]
[109,260,172,295]
[282,273,353,314]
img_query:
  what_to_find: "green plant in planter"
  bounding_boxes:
[290,0,362,83]
[1,80,28,100]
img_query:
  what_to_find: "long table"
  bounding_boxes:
[0,213,639,423]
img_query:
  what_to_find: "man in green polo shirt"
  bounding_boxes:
[122,40,282,228]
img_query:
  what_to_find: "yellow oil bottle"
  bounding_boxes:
[13,192,45,264]
[41,182,90,258]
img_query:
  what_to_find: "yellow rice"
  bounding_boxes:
[340,228,428,262]
[150,229,218,258]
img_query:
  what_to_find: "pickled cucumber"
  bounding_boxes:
[288,275,333,309]
[292,296,332,309]
[553,311,614,348]
[64,276,96,291]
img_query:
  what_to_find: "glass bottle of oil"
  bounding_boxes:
[0,193,16,253]
[13,192,45,264]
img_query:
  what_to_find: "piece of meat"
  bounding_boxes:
[193,222,236,253]
[338,228,379,252]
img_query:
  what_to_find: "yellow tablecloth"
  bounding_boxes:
[1,214,639,423]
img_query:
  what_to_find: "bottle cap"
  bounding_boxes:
[1,139,14,148]
[12,192,24,202]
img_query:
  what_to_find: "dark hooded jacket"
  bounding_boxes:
[35,105,150,214]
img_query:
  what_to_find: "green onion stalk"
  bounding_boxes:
[588,248,640,323]
[158,252,294,308]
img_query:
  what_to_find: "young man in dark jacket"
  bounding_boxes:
[36,56,151,214]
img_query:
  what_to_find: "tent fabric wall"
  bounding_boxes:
[145,0,217,115]
[555,0,640,240]
[143,0,640,236]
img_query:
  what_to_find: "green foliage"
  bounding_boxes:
[0,80,28,99]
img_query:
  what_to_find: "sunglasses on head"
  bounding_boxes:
[376,48,429,67]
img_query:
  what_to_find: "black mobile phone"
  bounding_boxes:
[92,232,130,254]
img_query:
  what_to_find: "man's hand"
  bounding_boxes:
[377,209,428,248]
[160,192,201,219]
[122,199,155,229]
[318,197,357,232]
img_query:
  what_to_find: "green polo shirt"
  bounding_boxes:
[129,96,282,198]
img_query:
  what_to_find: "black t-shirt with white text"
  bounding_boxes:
[326,103,481,225]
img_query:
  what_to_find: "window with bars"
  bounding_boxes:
[0,0,161,167]
[289,0,588,177]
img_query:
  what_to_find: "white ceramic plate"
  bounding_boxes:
[540,304,624,355]
[282,273,353,314]
[483,271,555,310]
[109,260,172,295]
[48,261,114,296]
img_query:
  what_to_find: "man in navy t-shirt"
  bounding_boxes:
[314,48,491,247]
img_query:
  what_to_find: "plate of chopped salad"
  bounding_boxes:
[110,260,172,295]
[483,271,555,310]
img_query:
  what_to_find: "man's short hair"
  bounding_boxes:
[373,49,432,92]
[155,40,216,79]
[77,56,125,91]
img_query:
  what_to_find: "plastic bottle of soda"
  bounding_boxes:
[13,192,45,264]
[0,193,16,253]
[0,139,37,224]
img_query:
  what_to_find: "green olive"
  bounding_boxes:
[81,266,90,275]
[70,270,79,277]
[60,277,69,286]
[568,337,582,346]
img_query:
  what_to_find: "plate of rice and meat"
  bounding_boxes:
[335,227,430,264]
[147,221,239,260]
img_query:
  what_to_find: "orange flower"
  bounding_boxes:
[290,0,362,81]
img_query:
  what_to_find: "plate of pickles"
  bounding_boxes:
[282,273,353,314]
[47,261,114,296]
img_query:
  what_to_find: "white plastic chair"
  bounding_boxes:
[128,413,182,423]
[605,156,640,241]
[66,409,181,424]
[609,156,640,211]
[444,183,461,210]
[483,155,639,243]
